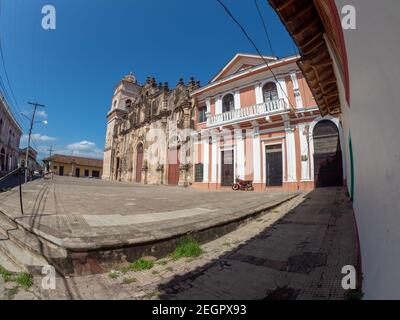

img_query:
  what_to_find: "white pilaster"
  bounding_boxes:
[285,122,297,182]
[299,124,311,181]
[252,127,261,183]
[277,78,289,107]
[215,96,222,115]
[203,137,209,183]
[255,84,263,104]
[234,90,241,110]
[290,72,303,108]
[235,129,245,179]
[205,98,211,113]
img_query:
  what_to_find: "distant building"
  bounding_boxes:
[0,96,22,176]
[19,147,41,173]
[43,154,103,178]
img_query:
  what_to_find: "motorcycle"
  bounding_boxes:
[232,177,254,191]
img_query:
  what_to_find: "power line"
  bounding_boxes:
[0,0,18,106]
[216,0,296,113]
[0,0,27,134]
[0,36,18,106]
[253,0,275,57]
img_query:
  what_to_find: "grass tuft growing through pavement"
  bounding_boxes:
[0,267,33,288]
[14,272,33,289]
[121,258,154,273]
[123,277,137,284]
[171,238,203,261]
[108,270,120,279]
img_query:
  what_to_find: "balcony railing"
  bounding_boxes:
[206,98,287,128]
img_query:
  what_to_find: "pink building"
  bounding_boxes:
[191,53,344,191]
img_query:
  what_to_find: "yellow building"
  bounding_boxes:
[43,154,103,178]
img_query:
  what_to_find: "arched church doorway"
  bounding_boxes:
[313,120,343,187]
[136,143,144,183]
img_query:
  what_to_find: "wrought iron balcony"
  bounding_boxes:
[206,98,288,128]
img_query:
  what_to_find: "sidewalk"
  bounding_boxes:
[1,186,359,300]
[156,187,359,300]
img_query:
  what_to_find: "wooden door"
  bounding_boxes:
[168,147,180,185]
[266,145,283,186]
[221,150,234,187]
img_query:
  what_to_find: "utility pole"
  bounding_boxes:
[24,101,45,183]
[47,146,54,179]
[48,146,54,160]
[47,146,53,170]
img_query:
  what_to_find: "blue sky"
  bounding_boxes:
[0,0,295,160]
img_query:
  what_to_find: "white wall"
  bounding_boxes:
[335,0,400,299]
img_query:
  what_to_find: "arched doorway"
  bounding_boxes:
[136,143,144,183]
[313,120,343,187]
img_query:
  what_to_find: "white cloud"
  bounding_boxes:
[21,110,48,119]
[21,134,58,143]
[36,110,48,119]
[66,140,103,159]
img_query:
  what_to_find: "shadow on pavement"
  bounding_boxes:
[156,188,360,300]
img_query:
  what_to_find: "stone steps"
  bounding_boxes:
[0,211,67,275]
[0,235,48,275]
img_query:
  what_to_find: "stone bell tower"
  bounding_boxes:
[102,73,142,180]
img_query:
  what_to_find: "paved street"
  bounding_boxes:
[1,187,358,300]
[0,176,297,250]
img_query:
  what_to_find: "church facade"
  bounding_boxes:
[102,74,200,186]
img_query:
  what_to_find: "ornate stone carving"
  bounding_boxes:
[105,76,196,186]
